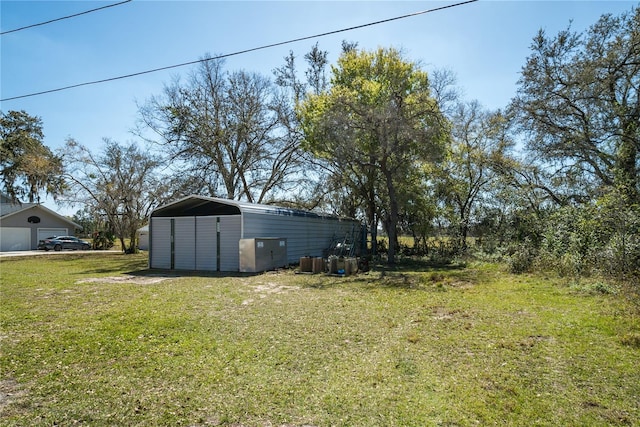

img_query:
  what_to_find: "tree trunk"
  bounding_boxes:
[383,166,399,265]
[127,232,139,254]
[615,123,639,204]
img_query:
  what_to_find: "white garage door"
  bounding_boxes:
[0,227,31,251]
[37,228,68,242]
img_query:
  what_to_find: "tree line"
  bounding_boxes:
[1,8,638,278]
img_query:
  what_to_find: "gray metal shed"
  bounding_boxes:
[148,195,363,272]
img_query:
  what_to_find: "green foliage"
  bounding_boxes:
[298,47,449,264]
[511,7,640,203]
[91,231,115,250]
[434,102,512,251]
[507,242,538,274]
[0,110,64,203]
[537,193,640,279]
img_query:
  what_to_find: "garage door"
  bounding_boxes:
[37,228,68,242]
[0,227,31,251]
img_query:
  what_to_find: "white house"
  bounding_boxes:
[0,195,82,251]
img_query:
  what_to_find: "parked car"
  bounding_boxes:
[38,236,91,251]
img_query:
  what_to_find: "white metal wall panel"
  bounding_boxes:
[219,215,241,271]
[195,216,217,271]
[0,227,31,251]
[174,217,196,270]
[150,218,172,269]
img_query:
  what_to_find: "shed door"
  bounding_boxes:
[219,216,241,271]
[196,216,217,271]
[150,218,172,269]
[174,217,196,270]
[0,227,31,251]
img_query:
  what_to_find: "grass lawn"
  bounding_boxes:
[1,253,639,426]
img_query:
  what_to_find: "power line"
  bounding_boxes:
[1,0,478,102]
[0,0,133,36]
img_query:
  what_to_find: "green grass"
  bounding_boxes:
[1,253,639,426]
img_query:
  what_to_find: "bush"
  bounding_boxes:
[507,243,537,274]
[537,193,639,279]
[92,231,115,250]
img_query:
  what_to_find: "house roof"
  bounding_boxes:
[151,195,353,221]
[0,202,82,230]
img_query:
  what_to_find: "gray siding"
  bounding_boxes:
[220,216,241,271]
[242,212,360,263]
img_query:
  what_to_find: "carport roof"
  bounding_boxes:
[151,195,347,220]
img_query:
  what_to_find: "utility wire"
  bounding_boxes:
[1,0,478,102]
[0,0,133,36]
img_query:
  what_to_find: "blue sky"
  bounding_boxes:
[1,0,637,214]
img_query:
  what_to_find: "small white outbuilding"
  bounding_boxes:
[137,225,149,251]
[148,195,363,272]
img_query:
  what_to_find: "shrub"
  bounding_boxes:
[92,231,115,250]
[507,243,537,274]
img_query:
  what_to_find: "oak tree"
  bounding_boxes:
[0,110,64,203]
[298,47,449,264]
[511,7,640,204]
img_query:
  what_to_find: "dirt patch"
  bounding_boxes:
[242,282,300,305]
[77,275,169,285]
[0,378,26,413]
[253,282,300,294]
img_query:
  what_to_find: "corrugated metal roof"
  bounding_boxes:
[151,195,351,221]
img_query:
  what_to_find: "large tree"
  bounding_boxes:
[298,47,449,264]
[139,55,307,204]
[435,101,512,251]
[511,7,640,204]
[62,138,164,253]
[0,110,64,203]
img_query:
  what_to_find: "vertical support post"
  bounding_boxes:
[216,217,221,272]
[170,218,175,270]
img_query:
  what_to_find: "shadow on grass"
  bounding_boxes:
[123,267,268,279]
[298,257,472,292]
[368,257,468,273]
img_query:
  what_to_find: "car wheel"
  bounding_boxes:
[54,244,62,251]
[82,244,90,250]
[44,247,50,252]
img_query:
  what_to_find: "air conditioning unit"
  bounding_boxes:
[239,238,288,273]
